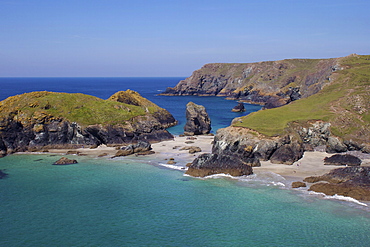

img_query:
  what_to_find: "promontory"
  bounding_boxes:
[0,89,177,156]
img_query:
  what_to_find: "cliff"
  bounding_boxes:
[185,54,369,173]
[161,57,339,108]
[0,90,177,156]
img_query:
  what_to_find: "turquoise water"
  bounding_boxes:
[1,154,369,246]
[0,77,369,246]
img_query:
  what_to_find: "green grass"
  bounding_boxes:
[0,92,155,126]
[233,55,370,137]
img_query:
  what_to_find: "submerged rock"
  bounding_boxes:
[53,157,78,165]
[185,153,254,177]
[184,102,211,136]
[0,169,8,179]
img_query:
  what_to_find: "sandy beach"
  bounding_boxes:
[47,135,370,181]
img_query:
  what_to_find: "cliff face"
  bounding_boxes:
[0,90,177,156]
[206,54,370,168]
[162,58,339,108]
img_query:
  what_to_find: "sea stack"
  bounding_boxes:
[183,102,211,136]
[231,102,246,112]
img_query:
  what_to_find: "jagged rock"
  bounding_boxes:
[114,141,152,157]
[185,153,254,177]
[292,181,306,188]
[183,102,211,136]
[231,102,246,112]
[53,157,78,165]
[326,136,347,153]
[270,141,304,165]
[324,154,362,166]
[305,167,370,201]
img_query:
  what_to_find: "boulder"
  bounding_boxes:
[53,157,78,165]
[231,102,246,112]
[185,153,254,177]
[180,146,202,154]
[183,102,211,135]
[323,154,362,166]
[270,141,304,165]
[326,136,347,153]
[114,141,152,157]
[305,167,370,201]
[292,181,306,188]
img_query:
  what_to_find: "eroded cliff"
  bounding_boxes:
[162,57,339,108]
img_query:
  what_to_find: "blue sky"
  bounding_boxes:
[1,0,369,77]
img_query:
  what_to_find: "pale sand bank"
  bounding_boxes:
[46,135,370,181]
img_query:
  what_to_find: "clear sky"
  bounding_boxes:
[1,0,369,77]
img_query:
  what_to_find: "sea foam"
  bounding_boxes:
[308,191,368,207]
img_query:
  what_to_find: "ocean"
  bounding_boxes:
[0,77,369,246]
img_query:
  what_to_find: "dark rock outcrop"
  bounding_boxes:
[304,167,370,200]
[53,157,78,165]
[324,154,362,166]
[184,102,211,136]
[114,141,152,157]
[269,141,304,165]
[212,127,302,165]
[185,153,254,177]
[231,102,246,112]
[292,181,306,188]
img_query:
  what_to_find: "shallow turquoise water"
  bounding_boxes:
[1,154,369,246]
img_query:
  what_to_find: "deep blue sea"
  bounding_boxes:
[0,77,369,247]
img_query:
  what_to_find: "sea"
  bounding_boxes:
[0,77,369,247]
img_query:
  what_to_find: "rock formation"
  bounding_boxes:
[180,146,202,154]
[0,90,177,157]
[114,141,153,157]
[53,157,78,165]
[324,154,362,166]
[161,58,339,108]
[304,167,370,201]
[185,153,254,177]
[231,102,246,112]
[183,102,211,135]
[292,181,306,188]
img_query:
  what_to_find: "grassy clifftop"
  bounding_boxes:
[0,90,165,127]
[233,54,370,143]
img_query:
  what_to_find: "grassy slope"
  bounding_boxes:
[0,91,158,126]
[233,55,370,142]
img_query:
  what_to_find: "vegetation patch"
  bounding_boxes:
[233,54,370,142]
[0,91,160,126]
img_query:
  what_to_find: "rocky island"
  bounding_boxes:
[0,89,177,157]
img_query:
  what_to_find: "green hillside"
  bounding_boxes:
[0,91,161,127]
[233,54,370,143]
